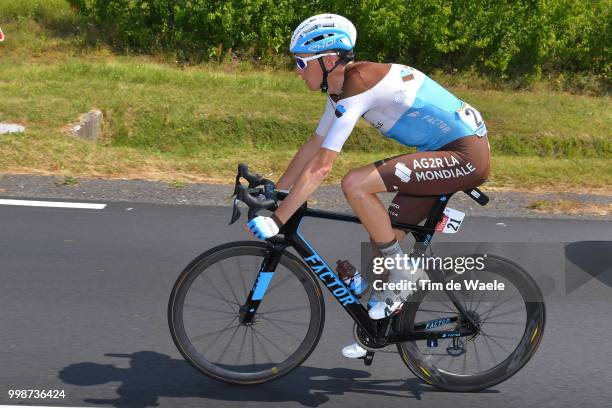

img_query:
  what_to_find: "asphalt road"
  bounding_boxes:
[0,199,611,408]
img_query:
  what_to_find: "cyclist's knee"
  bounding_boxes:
[341,170,364,199]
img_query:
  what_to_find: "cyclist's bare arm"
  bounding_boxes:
[275,147,337,223]
[276,133,324,191]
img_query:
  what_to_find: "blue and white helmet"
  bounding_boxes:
[290,14,356,54]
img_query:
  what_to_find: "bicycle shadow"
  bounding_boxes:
[58,350,485,407]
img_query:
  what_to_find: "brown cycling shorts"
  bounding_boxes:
[374,135,490,225]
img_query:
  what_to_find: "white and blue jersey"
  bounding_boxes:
[316,63,487,152]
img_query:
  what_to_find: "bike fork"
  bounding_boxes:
[239,243,286,324]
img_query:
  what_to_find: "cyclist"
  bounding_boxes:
[247,13,490,358]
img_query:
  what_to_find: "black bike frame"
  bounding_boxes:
[241,193,479,342]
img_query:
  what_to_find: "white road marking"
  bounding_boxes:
[0,199,106,210]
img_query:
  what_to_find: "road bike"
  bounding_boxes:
[168,164,545,391]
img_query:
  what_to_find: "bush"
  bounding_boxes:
[67,0,610,81]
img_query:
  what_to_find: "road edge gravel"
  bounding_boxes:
[0,174,610,220]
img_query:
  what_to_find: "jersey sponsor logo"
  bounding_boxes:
[413,156,460,169]
[415,163,476,182]
[422,115,451,133]
[394,162,412,183]
[403,109,452,133]
[334,104,346,118]
[374,121,384,129]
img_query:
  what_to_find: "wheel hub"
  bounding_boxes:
[460,310,482,331]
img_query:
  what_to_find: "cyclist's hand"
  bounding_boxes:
[247,216,280,240]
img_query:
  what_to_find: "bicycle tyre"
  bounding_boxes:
[396,254,546,392]
[169,241,325,384]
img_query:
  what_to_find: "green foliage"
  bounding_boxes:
[0,0,79,33]
[64,0,610,81]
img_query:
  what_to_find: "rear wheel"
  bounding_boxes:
[169,241,325,384]
[396,254,545,391]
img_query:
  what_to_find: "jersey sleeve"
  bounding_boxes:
[315,97,335,137]
[320,94,369,152]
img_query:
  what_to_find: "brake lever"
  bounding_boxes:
[229,197,242,225]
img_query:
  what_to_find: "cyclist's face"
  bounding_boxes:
[294,53,324,91]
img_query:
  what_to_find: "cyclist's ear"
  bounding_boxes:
[323,54,340,70]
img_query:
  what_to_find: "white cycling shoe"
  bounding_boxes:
[368,268,429,320]
[342,342,368,359]
[368,297,406,320]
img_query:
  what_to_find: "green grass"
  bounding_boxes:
[0,58,610,191]
[1,59,610,157]
[0,1,610,192]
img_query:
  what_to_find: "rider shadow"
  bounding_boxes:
[59,351,493,407]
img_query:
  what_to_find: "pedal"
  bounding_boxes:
[362,351,375,366]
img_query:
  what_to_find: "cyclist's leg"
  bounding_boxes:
[365,136,490,317]
[341,198,439,359]
[374,135,490,197]
[342,136,490,356]
[340,165,395,244]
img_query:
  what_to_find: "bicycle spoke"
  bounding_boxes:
[479,331,520,342]
[472,289,487,313]
[236,325,248,364]
[259,305,310,315]
[190,316,239,343]
[483,305,525,322]
[208,278,239,313]
[258,316,309,327]
[482,333,498,365]
[189,287,240,306]
[480,292,519,322]
[217,323,242,363]
[472,341,482,372]
[482,332,512,354]
[250,326,256,366]
[263,316,304,342]
[483,320,525,325]
[237,259,249,299]
[251,327,276,362]
[439,299,457,313]
[184,303,236,315]
[252,326,291,358]
[219,261,242,305]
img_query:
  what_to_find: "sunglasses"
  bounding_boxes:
[295,53,338,71]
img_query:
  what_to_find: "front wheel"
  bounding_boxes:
[396,254,545,391]
[169,241,325,384]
